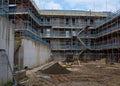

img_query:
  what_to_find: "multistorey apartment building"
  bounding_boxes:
[39,10,112,60]
[94,12,120,62]
[9,0,51,70]
[9,0,43,42]
[8,0,120,62]
[0,0,119,84]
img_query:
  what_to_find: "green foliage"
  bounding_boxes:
[15,37,21,41]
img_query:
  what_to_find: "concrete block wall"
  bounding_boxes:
[0,16,14,84]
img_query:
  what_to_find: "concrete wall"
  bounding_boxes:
[16,37,51,69]
[0,16,14,84]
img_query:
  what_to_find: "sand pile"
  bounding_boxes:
[40,62,71,74]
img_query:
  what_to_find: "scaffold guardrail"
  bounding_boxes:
[15,26,49,46]
[0,0,9,18]
[9,7,41,26]
[96,10,120,27]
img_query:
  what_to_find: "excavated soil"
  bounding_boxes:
[39,62,71,74]
[26,61,120,86]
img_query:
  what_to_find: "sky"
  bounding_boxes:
[34,0,120,12]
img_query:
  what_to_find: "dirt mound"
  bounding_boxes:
[40,62,71,74]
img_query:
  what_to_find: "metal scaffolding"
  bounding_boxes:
[9,0,49,71]
[0,0,9,18]
[8,0,120,62]
[40,9,120,62]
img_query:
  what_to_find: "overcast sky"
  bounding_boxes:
[34,0,120,12]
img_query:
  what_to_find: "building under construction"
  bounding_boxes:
[9,0,51,70]
[8,0,120,61]
[9,0,119,59]
[0,0,120,85]
[40,10,120,62]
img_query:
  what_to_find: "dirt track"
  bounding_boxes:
[26,61,120,86]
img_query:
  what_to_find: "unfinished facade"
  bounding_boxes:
[9,0,51,70]
[94,12,120,63]
[39,10,111,60]
[8,0,120,62]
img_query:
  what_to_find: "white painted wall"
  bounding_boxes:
[22,38,51,68]
[0,16,14,84]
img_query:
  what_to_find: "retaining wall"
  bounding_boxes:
[0,16,14,84]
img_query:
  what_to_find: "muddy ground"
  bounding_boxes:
[26,60,120,86]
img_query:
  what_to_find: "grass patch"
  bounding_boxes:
[20,76,29,83]
[15,37,21,41]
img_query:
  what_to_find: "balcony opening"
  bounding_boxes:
[90,19,94,24]
[41,28,43,33]
[72,30,76,36]
[47,17,50,24]
[46,40,51,44]
[66,18,69,25]
[72,18,75,25]
[46,29,51,37]
[40,18,44,24]
[66,31,69,37]
[72,39,76,45]
[84,18,88,23]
